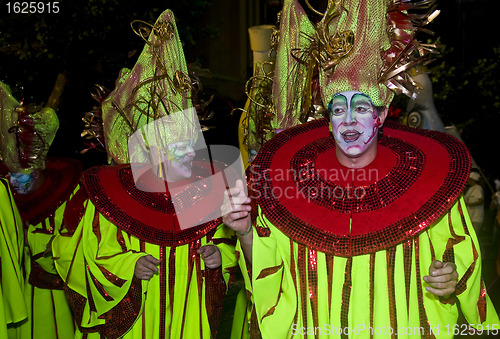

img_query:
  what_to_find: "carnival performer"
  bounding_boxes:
[52,9,238,339]
[223,0,499,338]
[0,177,27,339]
[0,80,79,339]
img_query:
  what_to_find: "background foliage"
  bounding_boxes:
[0,0,216,103]
[430,43,500,181]
[1,0,499,179]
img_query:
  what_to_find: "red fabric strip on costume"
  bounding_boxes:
[341,257,352,339]
[386,247,397,339]
[414,237,435,339]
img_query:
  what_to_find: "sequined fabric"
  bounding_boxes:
[63,286,100,335]
[250,118,471,256]
[414,237,436,339]
[340,257,352,339]
[83,162,224,247]
[13,157,82,225]
[291,134,423,213]
[28,258,64,290]
[205,265,228,338]
[456,201,479,296]
[96,277,143,339]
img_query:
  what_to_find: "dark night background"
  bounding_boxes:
[2,1,500,337]
[1,0,499,179]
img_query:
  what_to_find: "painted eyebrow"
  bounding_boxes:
[351,94,372,106]
[331,95,348,104]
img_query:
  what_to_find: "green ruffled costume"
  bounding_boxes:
[13,158,82,339]
[53,163,238,339]
[241,201,498,338]
[0,178,27,339]
[237,119,500,339]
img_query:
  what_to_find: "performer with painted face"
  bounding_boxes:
[0,81,80,339]
[223,0,499,338]
[52,9,238,339]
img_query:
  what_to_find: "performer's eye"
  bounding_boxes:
[355,106,368,113]
[331,107,345,116]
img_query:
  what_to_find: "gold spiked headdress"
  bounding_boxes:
[271,0,439,130]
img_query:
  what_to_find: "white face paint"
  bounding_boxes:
[329,91,381,157]
[165,139,196,182]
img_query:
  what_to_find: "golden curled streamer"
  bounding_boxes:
[379,0,440,99]
[173,71,192,95]
[154,20,176,40]
[268,26,280,59]
[244,75,274,110]
[243,67,276,149]
[268,11,281,59]
[295,2,354,79]
[131,20,155,43]
[131,19,175,47]
[304,0,325,16]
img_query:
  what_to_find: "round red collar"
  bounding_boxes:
[83,161,231,246]
[250,119,470,256]
[13,157,82,225]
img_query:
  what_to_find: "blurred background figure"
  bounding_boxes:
[0,80,79,339]
[465,170,485,233]
[490,178,500,275]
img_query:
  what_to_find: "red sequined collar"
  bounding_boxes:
[13,157,82,225]
[83,161,227,247]
[250,119,470,256]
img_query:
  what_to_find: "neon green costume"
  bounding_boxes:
[16,158,81,339]
[0,178,27,339]
[234,1,499,337]
[54,185,236,338]
[243,200,498,338]
[1,79,79,339]
[239,118,500,338]
[53,8,239,339]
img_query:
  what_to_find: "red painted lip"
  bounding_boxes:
[341,130,362,142]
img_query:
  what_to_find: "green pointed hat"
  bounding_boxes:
[102,9,198,164]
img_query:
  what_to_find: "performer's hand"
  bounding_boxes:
[198,244,221,269]
[134,255,160,280]
[423,260,458,297]
[222,179,252,236]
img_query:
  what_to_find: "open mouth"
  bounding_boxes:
[181,160,193,170]
[341,130,362,142]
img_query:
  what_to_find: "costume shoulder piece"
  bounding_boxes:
[13,157,82,225]
[83,160,229,247]
[250,118,470,256]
